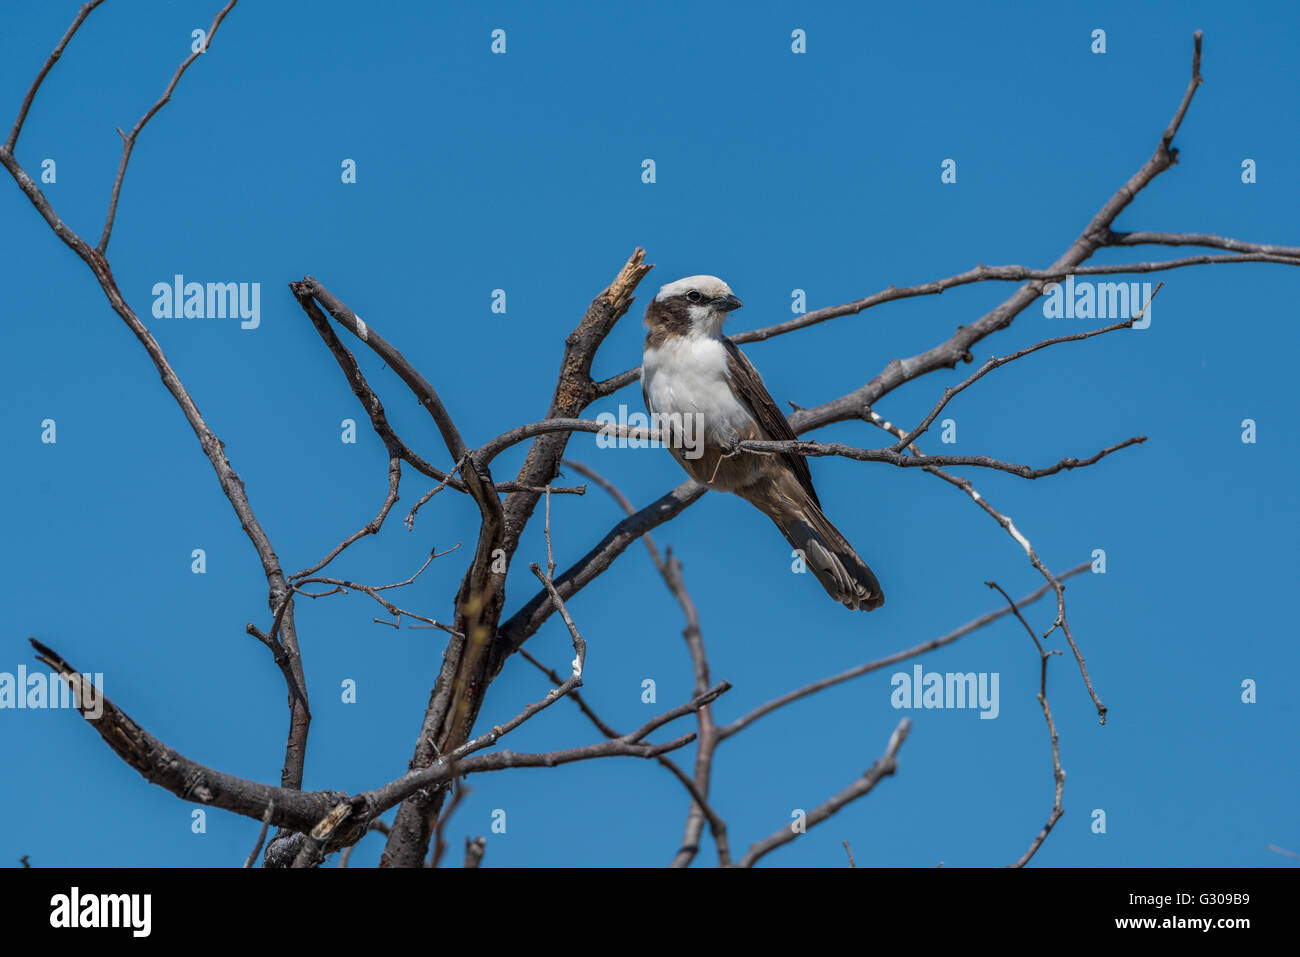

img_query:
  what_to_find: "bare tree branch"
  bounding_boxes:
[25,636,725,848]
[243,800,274,869]
[476,418,663,465]
[560,459,728,867]
[430,786,471,868]
[4,0,106,153]
[2,0,311,793]
[518,649,620,738]
[290,456,403,581]
[363,251,653,866]
[720,564,1089,740]
[1108,230,1300,258]
[516,645,735,867]
[891,307,1152,452]
[433,563,590,768]
[98,1,240,252]
[783,33,1209,435]
[28,638,344,833]
[290,279,487,493]
[986,581,1066,868]
[288,277,516,864]
[292,544,462,635]
[868,407,1108,721]
[737,718,911,868]
[495,480,708,662]
[477,414,1142,484]
[734,434,1146,479]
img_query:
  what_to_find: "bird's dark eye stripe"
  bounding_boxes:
[686,291,702,302]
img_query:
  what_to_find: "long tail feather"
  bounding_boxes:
[740,480,885,611]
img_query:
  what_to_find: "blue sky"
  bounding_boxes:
[1,0,1296,868]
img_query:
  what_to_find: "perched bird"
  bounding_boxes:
[641,275,884,611]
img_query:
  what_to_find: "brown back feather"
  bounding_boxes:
[722,338,820,510]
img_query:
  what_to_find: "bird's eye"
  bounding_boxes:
[686,291,702,302]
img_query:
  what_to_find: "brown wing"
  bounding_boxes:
[722,337,821,510]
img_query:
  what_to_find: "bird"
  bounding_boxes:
[641,275,884,611]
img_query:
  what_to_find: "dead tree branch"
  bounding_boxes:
[25,636,724,850]
[2,0,312,793]
[987,581,1067,868]
[737,719,912,868]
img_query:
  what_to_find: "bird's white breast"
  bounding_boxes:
[642,334,755,443]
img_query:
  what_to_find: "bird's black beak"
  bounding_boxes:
[712,294,743,312]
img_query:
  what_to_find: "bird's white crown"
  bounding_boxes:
[654,275,734,302]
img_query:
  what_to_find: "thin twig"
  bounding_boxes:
[737,719,911,868]
[720,565,1088,739]
[735,434,1147,479]
[291,456,402,579]
[293,545,462,634]
[243,800,274,868]
[892,311,1148,451]
[430,785,471,868]
[562,459,728,867]
[514,644,733,867]
[988,581,1066,868]
[98,1,241,253]
[862,411,1108,723]
[5,0,107,152]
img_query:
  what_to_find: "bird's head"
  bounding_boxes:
[645,275,743,340]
